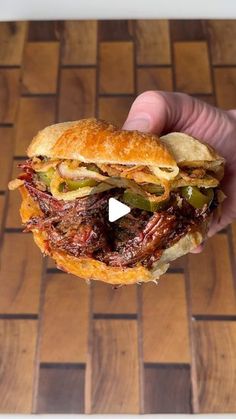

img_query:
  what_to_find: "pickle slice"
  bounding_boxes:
[123,190,167,212]
[181,186,214,209]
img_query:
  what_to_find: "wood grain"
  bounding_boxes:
[99,20,134,41]
[14,97,56,156]
[99,42,134,94]
[188,235,236,315]
[193,321,236,413]
[174,42,212,94]
[142,274,190,363]
[6,160,24,228]
[170,255,186,272]
[0,127,14,190]
[207,20,236,65]
[0,22,27,65]
[40,273,89,363]
[22,42,59,94]
[62,21,97,65]
[137,67,173,94]
[0,195,4,230]
[58,68,96,122]
[232,221,236,260]
[98,96,134,127]
[0,69,20,123]
[28,21,61,41]
[143,365,191,413]
[92,282,137,314]
[214,68,236,109]
[170,20,206,41]
[90,319,139,413]
[136,20,171,65]
[0,319,37,413]
[37,365,85,413]
[0,233,42,314]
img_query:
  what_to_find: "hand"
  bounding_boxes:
[123,91,236,251]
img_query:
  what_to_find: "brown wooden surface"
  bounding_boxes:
[37,365,85,413]
[142,274,190,363]
[0,19,236,414]
[193,321,236,412]
[88,319,139,413]
[0,320,37,413]
[143,365,191,413]
[40,273,89,363]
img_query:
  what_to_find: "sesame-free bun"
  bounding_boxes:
[27,118,224,175]
[19,185,205,285]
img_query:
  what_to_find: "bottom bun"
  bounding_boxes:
[20,186,206,285]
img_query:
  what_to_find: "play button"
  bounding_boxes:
[108,197,131,222]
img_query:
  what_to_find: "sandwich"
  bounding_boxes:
[8,118,225,285]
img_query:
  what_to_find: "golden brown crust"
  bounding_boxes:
[19,185,206,285]
[27,118,177,169]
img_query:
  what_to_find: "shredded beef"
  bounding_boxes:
[23,171,212,269]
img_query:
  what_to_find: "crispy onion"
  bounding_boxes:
[32,157,61,172]
[58,161,109,182]
[8,178,24,190]
[150,165,179,180]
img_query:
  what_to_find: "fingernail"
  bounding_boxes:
[123,117,150,132]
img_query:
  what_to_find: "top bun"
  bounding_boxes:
[27,118,224,173]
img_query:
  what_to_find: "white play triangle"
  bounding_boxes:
[108,197,131,222]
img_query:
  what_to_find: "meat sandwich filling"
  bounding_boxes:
[10,157,221,269]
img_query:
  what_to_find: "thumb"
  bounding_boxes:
[122,91,171,135]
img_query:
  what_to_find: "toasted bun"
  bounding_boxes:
[27,119,224,176]
[27,118,176,171]
[19,185,206,285]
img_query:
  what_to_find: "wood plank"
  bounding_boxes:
[6,160,25,228]
[28,21,61,41]
[59,68,96,122]
[37,365,85,413]
[137,67,173,94]
[142,274,190,363]
[22,42,59,94]
[99,42,134,94]
[14,97,56,156]
[90,319,139,413]
[0,195,4,230]
[143,365,191,413]
[207,20,236,65]
[188,234,236,315]
[214,68,236,109]
[170,20,206,41]
[169,255,186,272]
[0,233,42,314]
[174,42,212,94]
[136,20,171,65]
[99,20,134,41]
[0,69,20,123]
[92,282,137,314]
[0,319,37,413]
[98,96,134,127]
[193,321,236,413]
[232,221,236,260]
[0,127,14,190]
[62,21,97,65]
[0,22,27,65]
[40,273,89,363]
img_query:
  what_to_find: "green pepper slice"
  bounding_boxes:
[38,168,55,186]
[123,189,167,212]
[66,178,98,190]
[142,184,164,195]
[181,186,214,209]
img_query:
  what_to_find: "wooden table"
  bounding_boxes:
[0,19,236,414]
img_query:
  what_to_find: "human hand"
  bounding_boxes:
[123,91,236,251]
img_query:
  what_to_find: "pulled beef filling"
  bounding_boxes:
[22,163,215,268]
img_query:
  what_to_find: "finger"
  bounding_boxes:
[122,91,170,134]
[190,243,205,254]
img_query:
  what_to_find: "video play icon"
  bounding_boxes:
[108,197,130,222]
